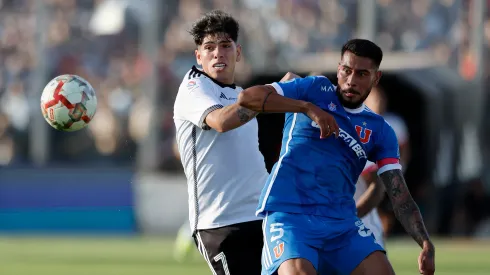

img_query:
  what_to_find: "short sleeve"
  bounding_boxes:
[384,113,409,145]
[267,76,320,100]
[174,77,222,130]
[370,120,402,175]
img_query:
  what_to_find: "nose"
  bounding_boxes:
[346,74,357,87]
[213,47,224,59]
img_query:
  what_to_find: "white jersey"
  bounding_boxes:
[173,66,269,231]
[354,161,385,248]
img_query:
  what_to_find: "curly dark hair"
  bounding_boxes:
[189,10,239,46]
[341,39,383,68]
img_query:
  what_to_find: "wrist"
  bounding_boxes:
[423,240,434,250]
[300,101,313,114]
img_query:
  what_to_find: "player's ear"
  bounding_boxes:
[374,70,382,86]
[195,48,202,66]
[236,43,242,62]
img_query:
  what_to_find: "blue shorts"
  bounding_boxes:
[261,211,384,275]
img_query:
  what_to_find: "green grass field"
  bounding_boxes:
[0,236,488,275]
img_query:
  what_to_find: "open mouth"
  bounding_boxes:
[213,63,226,69]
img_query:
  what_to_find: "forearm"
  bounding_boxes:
[379,169,433,249]
[237,85,311,114]
[356,179,385,218]
[205,103,257,132]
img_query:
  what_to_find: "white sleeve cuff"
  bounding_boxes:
[377,163,402,175]
[267,82,284,96]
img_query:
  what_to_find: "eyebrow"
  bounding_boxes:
[203,39,232,45]
[340,64,371,73]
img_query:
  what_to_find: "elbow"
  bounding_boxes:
[237,89,253,108]
[237,86,263,111]
[214,126,229,133]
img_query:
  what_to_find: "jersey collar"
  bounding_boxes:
[192,66,236,89]
[344,104,365,114]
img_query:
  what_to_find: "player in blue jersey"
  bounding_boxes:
[237,39,435,275]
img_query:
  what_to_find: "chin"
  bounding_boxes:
[341,98,362,109]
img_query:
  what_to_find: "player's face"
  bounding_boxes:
[336,51,381,109]
[195,34,241,85]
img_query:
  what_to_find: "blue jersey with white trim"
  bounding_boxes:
[256,76,401,219]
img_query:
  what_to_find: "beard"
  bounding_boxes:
[336,86,371,109]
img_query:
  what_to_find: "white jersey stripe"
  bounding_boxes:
[262,213,273,267]
[196,232,218,275]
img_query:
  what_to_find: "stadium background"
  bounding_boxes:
[1,0,490,274]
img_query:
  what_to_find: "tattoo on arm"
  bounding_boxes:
[379,169,431,248]
[237,107,258,123]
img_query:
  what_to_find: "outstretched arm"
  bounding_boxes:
[379,169,435,274]
[205,72,302,132]
[204,104,257,133]
[379,169,432,248]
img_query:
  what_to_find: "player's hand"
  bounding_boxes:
[305,103,339,139]
[280,72,301,82]
[418,242,435,275]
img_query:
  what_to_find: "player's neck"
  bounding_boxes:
[197,66,236,87]
[343,104,365,113]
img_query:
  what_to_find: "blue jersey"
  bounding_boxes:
[256,76,401,219]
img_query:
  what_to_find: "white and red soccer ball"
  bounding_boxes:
[40,74,97,132]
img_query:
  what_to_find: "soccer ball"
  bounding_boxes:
[40,74,97,132]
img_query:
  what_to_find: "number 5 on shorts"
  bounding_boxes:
[270,223,285,259]
[270,223,284,242]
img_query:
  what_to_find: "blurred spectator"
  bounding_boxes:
[0,0,477,170]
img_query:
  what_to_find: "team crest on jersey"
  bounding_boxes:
[355,125,372,144]
[328,102,337,111]
[273,242,284,259]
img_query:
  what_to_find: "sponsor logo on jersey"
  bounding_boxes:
[187,80,198,90]
[219,92,236,101]
[339,128,367,159]
[311,122,367,159]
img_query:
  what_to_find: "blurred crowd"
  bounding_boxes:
[0,0,470,168]
[0,0,489,236]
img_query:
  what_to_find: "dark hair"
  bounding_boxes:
[189,10,239,46]
[341,39,383,68]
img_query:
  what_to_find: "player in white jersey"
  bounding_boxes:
[173,10,268,275]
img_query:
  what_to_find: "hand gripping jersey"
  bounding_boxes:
[256,76,401,219]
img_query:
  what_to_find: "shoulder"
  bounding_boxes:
[383,112,409,142]
[179,66,214,93]
[304,75,334,88]
[363,106,388,125]
[360,106,396,136]
[298,76,336,97]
